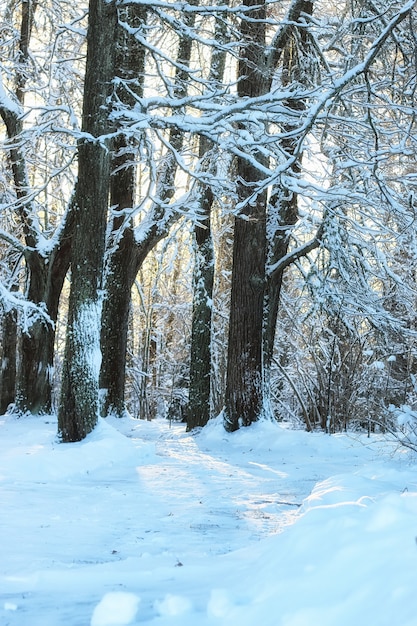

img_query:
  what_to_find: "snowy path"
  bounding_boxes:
[132,421,303,555]
[109,416,379,560]
[1,414,416,626]
[1,415,312,625]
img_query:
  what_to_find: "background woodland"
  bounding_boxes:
[1,0,417,443]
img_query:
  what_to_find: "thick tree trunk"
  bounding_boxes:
[0,162,72,416]
[223,0,268,431]
[15,252,50,413]
[58,0,117,442]
[223,185,267,431]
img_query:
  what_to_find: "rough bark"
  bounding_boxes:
[223,0,268,432]
[100,6,195,417]
[58,0,118,441]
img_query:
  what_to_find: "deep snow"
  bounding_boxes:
[0,413,416,625]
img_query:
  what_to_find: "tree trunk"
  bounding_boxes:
[99,6,146,418]
[0,306,17,414]
[15,227,73,414]
[223,0,268,431]
[58,0,118,442]
[223,189,267,431]
[264,0,314,369]
[1,0,73,415]
[264,188,299,368]
[100,6,195,417]
[1,124,72,416]
[100,226,139,417]
[186,7,228,430]
[187,187,215,430]
[17,323,54,414]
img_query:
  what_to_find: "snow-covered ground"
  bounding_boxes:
[1,413,416,625]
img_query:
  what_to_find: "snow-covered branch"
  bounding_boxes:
[0,282,53,333]
[267,222,324,276]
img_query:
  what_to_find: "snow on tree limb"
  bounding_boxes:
[267,223,324,276]
[0,73,23,120]
[0,281,52,332]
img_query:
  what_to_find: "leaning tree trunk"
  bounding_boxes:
[58,0,118,442]
[263,0,313,369]
[0,135,72,418]
[0,0,73,415]
[17,324,55,413]
[99,5,146,418]
[100,6,195,418]
[16,226,73,414]
[223,0,268,432]
[263,186,299,369]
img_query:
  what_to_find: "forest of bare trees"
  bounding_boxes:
[1,0,417,443]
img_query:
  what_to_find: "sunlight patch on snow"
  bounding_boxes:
[248,461,289,478]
